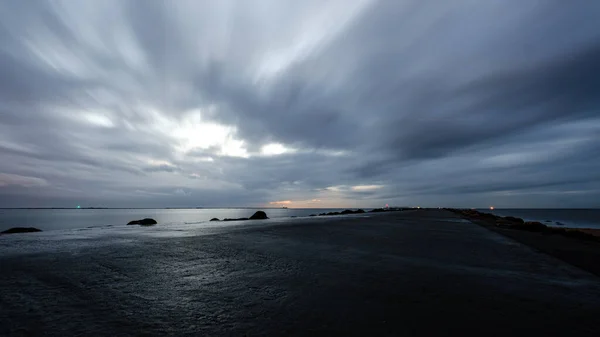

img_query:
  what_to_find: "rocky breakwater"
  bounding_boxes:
[447,209,600,242]
[310,209,366,217]
[309,207,407,217]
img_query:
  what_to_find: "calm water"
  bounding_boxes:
[0,208,348,232]
[2,208,599,233]
[482,209,600,229]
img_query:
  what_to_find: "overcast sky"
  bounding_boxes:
[1,0,599,208]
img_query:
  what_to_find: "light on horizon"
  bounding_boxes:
[490,206,494,210]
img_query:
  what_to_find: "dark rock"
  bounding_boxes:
[1,227,42,234]
[369,208,386,213]
[479,212,498,220]
[504,216,524,224]
[545,220,552,223]
[511,221,547,232]
[127,218,157,226]
[249,211,269,220]
[210,218,220,221]
[223,218,249,222]
[290,216,297,218]
[309,214,317,217]
[554,229,598,241]
[340,209,367,215]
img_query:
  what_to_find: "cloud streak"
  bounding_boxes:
[0,0,599,208]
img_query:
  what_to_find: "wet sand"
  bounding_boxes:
[1,209,599,336]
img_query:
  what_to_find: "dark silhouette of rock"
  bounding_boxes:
[341,209,366,215]
[309,208,395,218]
[1,227,42,234]
[448,208,600,244]
[511,221,547,232]
[210,218,220,221]
[127,218,157,226]
[249,211,269,220]
[314,209,370,217]
[479,212,498,220]
[550,228,598,241]
[223,218,249,222]
[504,216,524,224]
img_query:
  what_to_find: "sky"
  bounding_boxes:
[0,0,599,209]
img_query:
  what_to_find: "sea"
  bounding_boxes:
[1,208,598,233]
[481,208,600,229]
[0,208,348,233]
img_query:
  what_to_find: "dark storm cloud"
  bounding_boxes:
[381,44,600,160]
[0,0,599,208]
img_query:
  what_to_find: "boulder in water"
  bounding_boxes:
[127,218,157,226]
[1,227,42,234]
[249,211,269,220]
[210,218,220,222]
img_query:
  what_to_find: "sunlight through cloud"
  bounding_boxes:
[261,143,294,156]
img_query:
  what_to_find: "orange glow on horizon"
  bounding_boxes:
[269,200,292,205]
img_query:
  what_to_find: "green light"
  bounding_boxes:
[77,205,81,209]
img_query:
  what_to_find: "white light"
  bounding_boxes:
[261,143,292,156]
[351,185,384,191]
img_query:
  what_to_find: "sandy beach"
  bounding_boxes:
[1,209,599,336]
